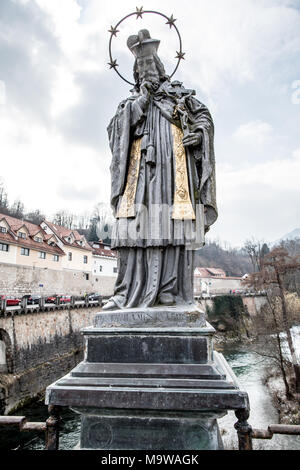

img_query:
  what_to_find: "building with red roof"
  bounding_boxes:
[0,212,65,270]
[194,266,244,296]
[89,240,118,288]
[0,214,117,297]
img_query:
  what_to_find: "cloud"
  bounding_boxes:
[0,0,61,123]
[0,80,5,105]
[57,182,100,202]
[56,65,127,150]
[0,107,108,216]
[211,148,300,246]
[0,0,299,247]
[233,120,274,146]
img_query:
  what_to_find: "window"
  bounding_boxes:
[18,232,26,239]
[84,255,88,264]
[85,273,89,280]
[0,243,9,252]
[21,247,30,256]
[68,252,72,261]
[34,236,43,243]
[113,267,118,273]
[39,252,46,259]
[0,227,7,233]
[53,254,59,262]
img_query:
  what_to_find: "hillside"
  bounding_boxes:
[273,228,300,245]
[195,241,252,277]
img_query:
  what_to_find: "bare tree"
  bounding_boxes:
[260,242,270,266]
[24,209,45,225]
[0,178,9,214]
[10,199,25,219]
[245,247,300,393]
[242,238,270,272]
[75,212,91,231]
[52,210,75,229]
[92,202,114,243]
[250,295,293,399]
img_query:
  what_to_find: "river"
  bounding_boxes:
[1,328,300,451]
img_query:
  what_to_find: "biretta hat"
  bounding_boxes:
[127,29,160,58]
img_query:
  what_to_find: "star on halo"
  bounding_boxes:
[108,26,119,37]
[108,59,118,69]
[166,14,177,28]
[175,51,185,60]
[135,6,144,19]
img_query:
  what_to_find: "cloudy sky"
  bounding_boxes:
[0,0,299,247]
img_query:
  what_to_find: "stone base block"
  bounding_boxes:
[73,410,225,450]
[45,306,250,450]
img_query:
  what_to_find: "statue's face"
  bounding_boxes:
[137,54,160,84]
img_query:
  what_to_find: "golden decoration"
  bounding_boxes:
[116,138,142,218]
[117,126,195,220]
[171,124,196,220]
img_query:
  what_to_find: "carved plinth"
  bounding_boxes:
[45,306,249,450]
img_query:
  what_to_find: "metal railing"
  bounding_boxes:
[1,406,299,450]
[0,295,106,316]
[235,409,300,450]
[0,405,60,450]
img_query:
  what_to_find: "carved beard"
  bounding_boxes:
[140,70,160,92]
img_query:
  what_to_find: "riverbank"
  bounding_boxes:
[216,323,300,446]
[213,331,257,351]
[265,370,300,425]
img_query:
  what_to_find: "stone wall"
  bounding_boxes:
[0,262,116,297]
[194,277,242,295]
[199,295,266,318]
[91,274,116,296]
[0,307,97,414]
[242,296,267,316]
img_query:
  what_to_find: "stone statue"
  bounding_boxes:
[46,24,249,453]
[103,29,217,310]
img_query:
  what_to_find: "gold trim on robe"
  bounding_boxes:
[116,138,142,218]
[116,126,195,220]
[171,124,196,220]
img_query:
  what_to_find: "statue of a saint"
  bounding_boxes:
[104,29,217,310]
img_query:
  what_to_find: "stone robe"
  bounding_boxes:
[107,80,217,308]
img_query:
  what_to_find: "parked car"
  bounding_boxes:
[45,295,57,304]
[0,295,21,306]
[22,294,41,305]
[88,293,102,302]
[59,295,71,304]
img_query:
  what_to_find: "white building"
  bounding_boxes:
[90,241,118,296]
[194,267,243,297]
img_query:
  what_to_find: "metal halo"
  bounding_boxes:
[108,7,185,86]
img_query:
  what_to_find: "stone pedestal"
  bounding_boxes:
[45,305,249,450]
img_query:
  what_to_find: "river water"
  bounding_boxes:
[1,328,300,451]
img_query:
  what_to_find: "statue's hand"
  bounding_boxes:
[141,80,152,96]
[182,132,202,147]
